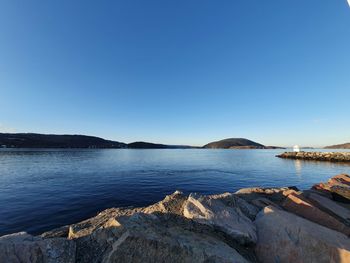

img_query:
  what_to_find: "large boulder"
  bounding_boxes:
[311,174,350,203]
[0,232,76,263]
[107,213,250,262]
[254,206,350,263]
[70,211,254,262]
[282,192,350,235]
[64,191,255,262]
[183,193,257,245]
[67,191,186,239]
[306,192,350,225]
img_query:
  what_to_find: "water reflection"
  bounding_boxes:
[294,160,302,176]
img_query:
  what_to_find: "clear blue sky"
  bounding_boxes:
[0,1,349,147]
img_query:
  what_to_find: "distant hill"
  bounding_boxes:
[203,138,266,149]
[324,143,350,149]
[0,133,195,149]
[128,141,195,149]
[128,141,169,149]
[0,133,126,148]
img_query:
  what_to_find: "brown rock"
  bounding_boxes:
[331,185,350,202]
[307,192,350,224]
[282,192,350,235]
[254,206,350,263]
[332,174,350,184]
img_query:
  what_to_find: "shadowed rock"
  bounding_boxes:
[0,232,76,263]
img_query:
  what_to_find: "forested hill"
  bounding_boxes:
[0,133,126,148]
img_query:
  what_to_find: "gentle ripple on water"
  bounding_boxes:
[0,148,349,235]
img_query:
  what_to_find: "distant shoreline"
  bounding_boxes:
[1,132,349,149]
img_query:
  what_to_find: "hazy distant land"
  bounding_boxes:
[1,133,348,149]
[0,133,196,149]
[325,143,350,149]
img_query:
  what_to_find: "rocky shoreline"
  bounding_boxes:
[1,174,350,262]
[277,151,350,162]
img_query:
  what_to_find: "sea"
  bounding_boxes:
[1,148,349,236]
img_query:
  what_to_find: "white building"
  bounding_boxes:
[293,145,300,152]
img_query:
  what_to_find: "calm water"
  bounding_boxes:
[1,148,350,236]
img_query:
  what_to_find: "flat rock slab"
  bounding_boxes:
[307,192,350,224]
[254,206,350,263]
[0,232,76,263]
[282,192,350,235]
[183,193,257,245]
[331,185,350,202]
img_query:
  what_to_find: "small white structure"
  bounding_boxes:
[293,145,300,152]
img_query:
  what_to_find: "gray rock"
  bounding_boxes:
[68,207,142,239]
[102,213,249,263]
[233,195,260,220]
[0,232,76,263]
[183,193,257,245]
[62,191,186,240]
[254,206,350,263]
[235,187,290,206]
